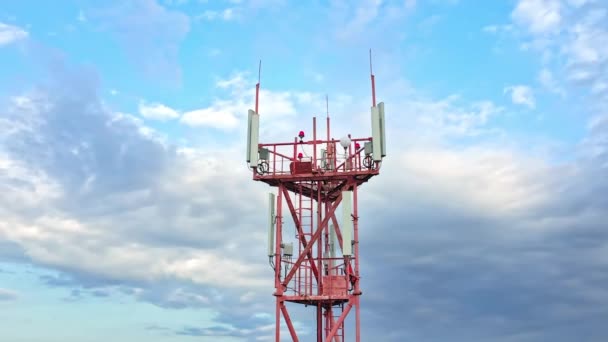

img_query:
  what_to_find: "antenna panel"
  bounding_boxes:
[249,111,260,166]
[371,105,382,162]
[246,109,253,163]
[342,191,353,256]
[379,102,386,157]
[320,149,327,169]
[268,192,275,257]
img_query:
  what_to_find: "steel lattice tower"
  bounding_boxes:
[246,53,386,342]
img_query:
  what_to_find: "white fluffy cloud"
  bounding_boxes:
[504,85,536,109]
[510,0,608,100]
[138,101,180,120]
[511,0,562,35]
[0,22,28,46]
[179,72,333,133]
[197,8,237,21]
[538,68,565,96]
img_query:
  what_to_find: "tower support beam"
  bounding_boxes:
[282,194,343,288]
[282,186,320,282]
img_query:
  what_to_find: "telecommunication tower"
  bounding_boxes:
[246,51,386,342]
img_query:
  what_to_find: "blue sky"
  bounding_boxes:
[1,0,607,341]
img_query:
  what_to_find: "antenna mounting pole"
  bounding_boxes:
[256,60,262,114]
[326,94,330,143]
[370,49,376,107]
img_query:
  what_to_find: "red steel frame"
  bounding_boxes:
[250,53,382,341]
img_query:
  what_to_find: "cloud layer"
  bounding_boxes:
[1,0,608,341]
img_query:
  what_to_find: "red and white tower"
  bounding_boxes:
[246,52,386,341]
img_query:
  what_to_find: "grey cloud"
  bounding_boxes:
[2,20,608,342]
[352,123,608,341]
[5,64,177,216]
[176,326,248,337]
[3,60,607,341]
[0,54,275,339]
[0,241,28,264]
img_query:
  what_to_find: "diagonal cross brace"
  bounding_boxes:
[282,187,320,282]
[282,194,343,287]
[281,302,299,341]
[325,298,354,342]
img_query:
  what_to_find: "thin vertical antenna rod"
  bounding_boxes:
[255,60,262,114]
[370,49,376,107]
[326,94,330,143]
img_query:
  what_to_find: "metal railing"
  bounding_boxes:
[254,138,377,177]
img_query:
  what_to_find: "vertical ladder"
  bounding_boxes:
[295,180,314,296]
[332,312,344,342]
[324,305,344,342]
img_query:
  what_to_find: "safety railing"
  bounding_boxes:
[253,138,377,178]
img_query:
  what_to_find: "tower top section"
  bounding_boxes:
[246,51,386,195]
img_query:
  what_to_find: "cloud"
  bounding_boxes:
[511,0,562,35]
[93,0,190,85]
[0,57,304,340]
[196,8,238,21]
[163,0,191,5]
[194,0,286,22]
[358,120,608,340]
[178,72,334,133]
[0,288,18,301]
[538,68,565,96]
[138,101,180,120]
[581,113,608,164]
[2,25,608,341]
[331,0,416,42]
[180,106,240,129]
[504,85,536,109]
[0,59,271,287]
[510,0,608,96]
[0,22,28,46]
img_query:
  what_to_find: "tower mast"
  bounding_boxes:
[246,51,387,341]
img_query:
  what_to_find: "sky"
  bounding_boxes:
[0,0,607,341]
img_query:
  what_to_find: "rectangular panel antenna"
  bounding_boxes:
[246,109,253,163]
[371,106,382,162]
[342,191,353,256]
[249,111,260,166]
[268,192,275,257]
[320,149,326,169]
[379,102,386,157]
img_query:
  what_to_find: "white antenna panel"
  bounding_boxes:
[249,111,260,167]
[341,191,352,256]
[371,105,382,162]
[246,109,253,163]
[320,149,326,169]
[379,102,386,157]
[268,192,275,257]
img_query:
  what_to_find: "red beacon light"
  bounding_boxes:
[355,142,361,150]
[297,152,303,160]
[298,130,305,143]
